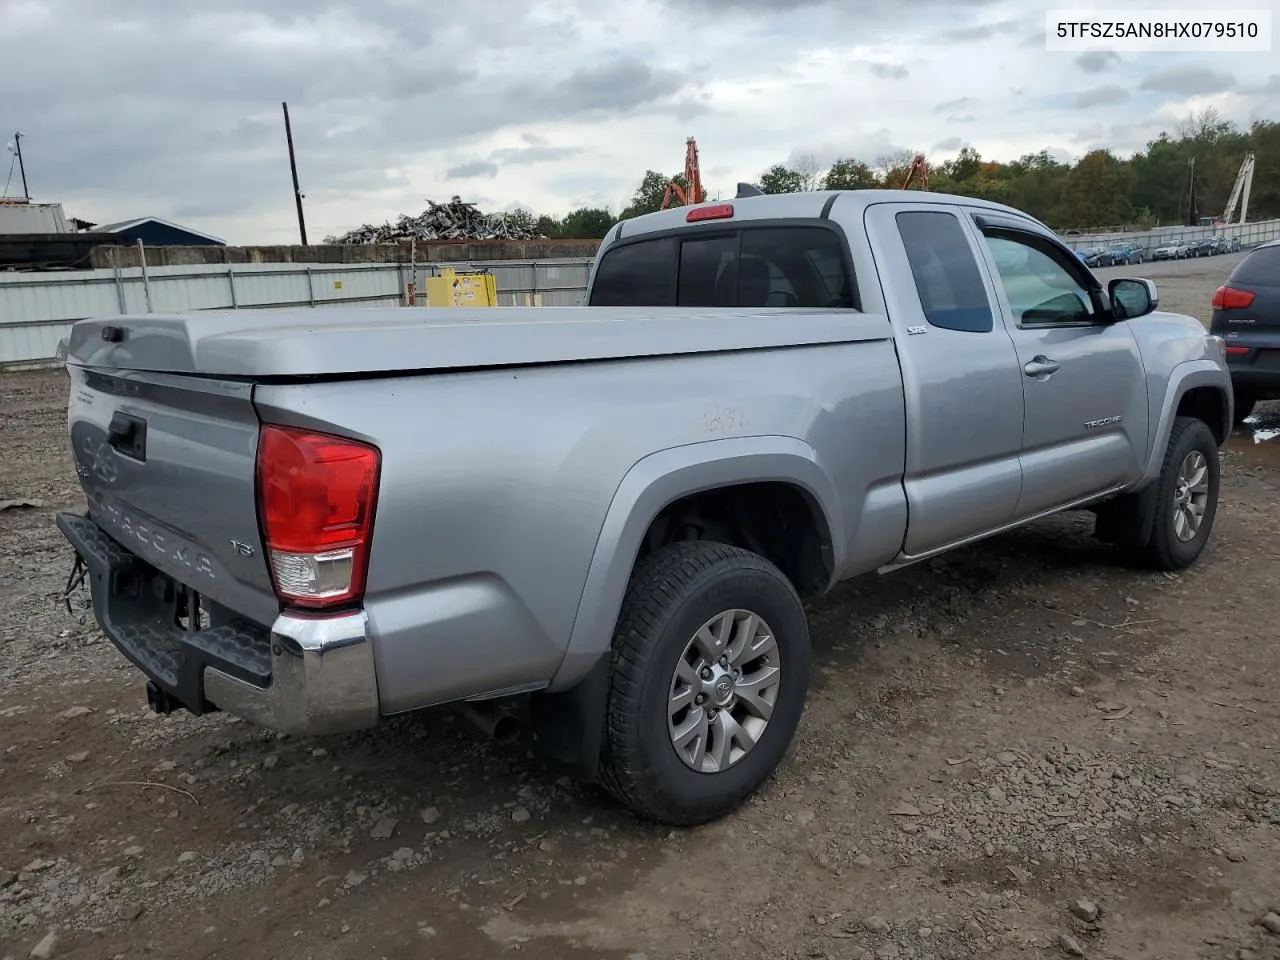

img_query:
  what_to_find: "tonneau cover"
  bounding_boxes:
[64,306,888,378]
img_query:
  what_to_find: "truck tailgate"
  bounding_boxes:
[66,363,279,628]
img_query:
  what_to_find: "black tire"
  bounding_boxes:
[598,540,811,826]
[1233,393,1257,427]
[1123,416,1220,571]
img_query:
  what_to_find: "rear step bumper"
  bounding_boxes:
[56,512,380,736]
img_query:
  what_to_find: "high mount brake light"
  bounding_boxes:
[686,203,734,222]
[1212,285,1255,310]
[256,425,380,609]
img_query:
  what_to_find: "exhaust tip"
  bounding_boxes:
[491,713,521,745]
[457,701,523,744]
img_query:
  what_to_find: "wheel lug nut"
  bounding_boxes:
[700,667,713,680]
[695,694,705,705]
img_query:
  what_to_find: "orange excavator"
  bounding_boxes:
[900,153,929,190]
[659,137,706,209]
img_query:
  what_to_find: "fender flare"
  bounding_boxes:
[546,435,844,693]
[1137,359,1232,488]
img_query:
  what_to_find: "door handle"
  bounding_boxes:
[1023,355,1060,378]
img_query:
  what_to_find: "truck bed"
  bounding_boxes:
[65,306,888,378]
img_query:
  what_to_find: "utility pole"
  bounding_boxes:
[282,102,308,246]
[12,131,29,199]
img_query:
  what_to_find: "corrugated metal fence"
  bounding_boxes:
[1064,217,1280,253]
[0,258,593,367]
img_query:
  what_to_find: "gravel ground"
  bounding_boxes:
[2,255,1279,960]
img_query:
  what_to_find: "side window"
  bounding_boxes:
[738,227,854,308]
[587,238,676,306]
[678,234,739,307]
[895,211,994,333]
[982,233,1097,326]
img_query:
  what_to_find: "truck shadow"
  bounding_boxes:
[280,506,1183,815]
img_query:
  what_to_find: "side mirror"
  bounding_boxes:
[1109,277,1158,321]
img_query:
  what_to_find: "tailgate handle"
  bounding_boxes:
[107,412,148,461]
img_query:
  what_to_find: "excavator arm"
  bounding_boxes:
[901,153,929,190]
[660,137,706,210]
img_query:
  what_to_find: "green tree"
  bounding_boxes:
[759,163,805,194]
[950,146,983,181]
[1245,119,1280,220]
[1002,151,1069,222]
[557,207,617,239]
[621,169,695,218]
[1053,149,1132,228]
[501,111,1280,240]
[820,158,879,190]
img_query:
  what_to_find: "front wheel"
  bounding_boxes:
[1124,416,1221,571]
[599,541,811,826]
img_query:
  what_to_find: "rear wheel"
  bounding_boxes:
[599,541,811,826]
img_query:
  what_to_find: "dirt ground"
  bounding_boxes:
[2,255,1278,960]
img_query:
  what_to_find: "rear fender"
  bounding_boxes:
[530,436,842,781]
[548,435,844,694]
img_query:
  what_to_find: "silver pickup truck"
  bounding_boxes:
[57,189,1232,826]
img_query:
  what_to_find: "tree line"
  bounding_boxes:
[518,109,1279,239]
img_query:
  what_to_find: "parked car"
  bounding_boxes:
[1107,242,1144,265]
[1188,238,1217,258]
[55,189,1233,826]
[1210,238,1280,425]
[1153,240,1190,260]
[1081,246,1112,268]
[1221,237,1243,253]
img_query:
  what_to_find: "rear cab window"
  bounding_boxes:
[588,223,856,309]
[894,210,994,333]
[1229,245,1280,286]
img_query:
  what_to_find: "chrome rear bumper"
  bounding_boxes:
[57,511,380,736]
[203,611,379,735]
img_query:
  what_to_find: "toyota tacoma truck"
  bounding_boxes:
[56,189,1233,826]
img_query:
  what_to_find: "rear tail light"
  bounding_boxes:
[256,425,380,609]
[686,203,734,222]
[1212,285,1255,309]
[1225,346,1250,356]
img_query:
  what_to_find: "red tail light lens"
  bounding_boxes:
[687,203,734,222]
[1212,285,1255,309]
[256,425,380,609]
[1225,346,1250,355]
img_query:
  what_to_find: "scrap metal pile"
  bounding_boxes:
[323,197,542,244]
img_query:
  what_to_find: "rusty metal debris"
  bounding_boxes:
[323,197,541,244]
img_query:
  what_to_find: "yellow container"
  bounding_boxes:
[424,267,498,307]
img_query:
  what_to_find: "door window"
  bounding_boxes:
[983,234,1098,326]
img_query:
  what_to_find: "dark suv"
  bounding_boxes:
[1210,239,1280,424]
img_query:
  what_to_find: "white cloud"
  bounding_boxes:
[4,0,1278,242]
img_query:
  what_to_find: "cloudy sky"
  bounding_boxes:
[3,0,1278,243]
